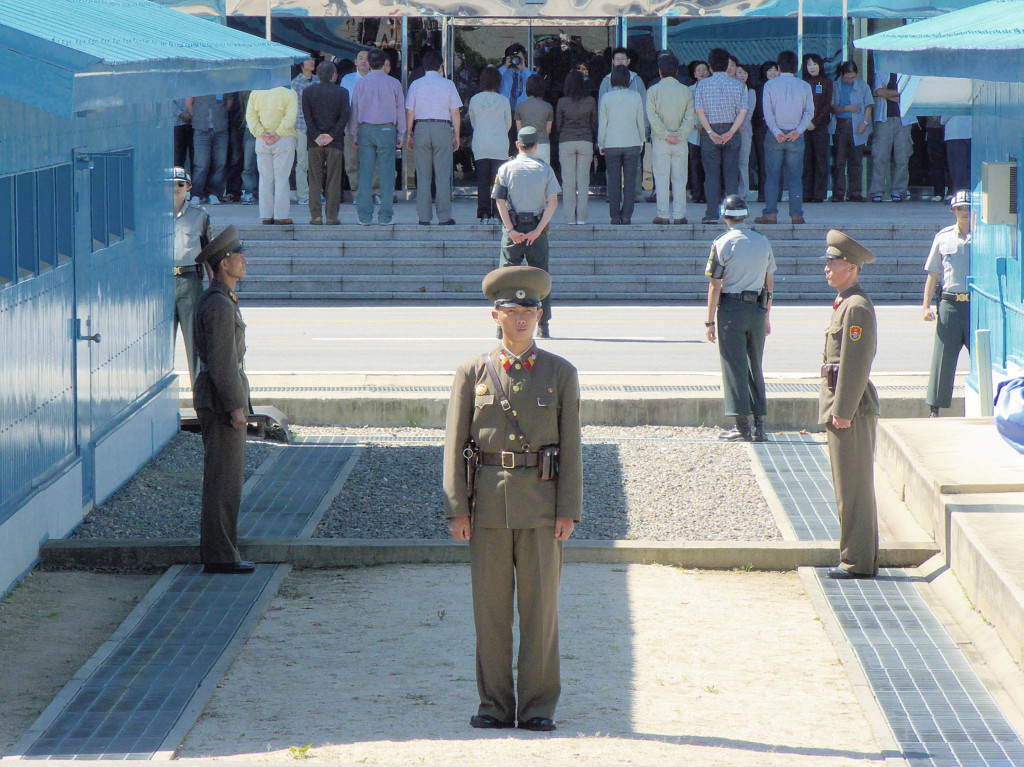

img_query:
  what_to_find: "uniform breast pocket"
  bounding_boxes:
[475,394,494,409]
[939,243,958,258]
[537,394,556,409]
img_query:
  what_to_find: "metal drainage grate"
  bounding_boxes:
[180,383,960,395]
[752,433,838,541]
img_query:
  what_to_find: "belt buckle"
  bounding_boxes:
[501,451,516,469]
[957,293,969,302]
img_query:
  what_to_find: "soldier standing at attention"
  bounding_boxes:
[923,190,972,417]
[820,230,879,580]
[493,127,560,339]
[442,266,582,733]
[704,194,775,442]
[193,226,254,575]
[171,167,211,387]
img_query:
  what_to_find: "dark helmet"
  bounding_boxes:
[720,194,748,219]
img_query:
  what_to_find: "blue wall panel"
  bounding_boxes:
[0,95,175,514]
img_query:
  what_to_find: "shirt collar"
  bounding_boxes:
[500,342,536,362]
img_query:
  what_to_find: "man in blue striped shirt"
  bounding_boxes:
[694,48,748,224]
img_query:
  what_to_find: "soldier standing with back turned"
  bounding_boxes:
[193,226,254,575]
[443,266,582,732]
[820,230,879,580]
[493,126,560,339]
[704,194,776,442]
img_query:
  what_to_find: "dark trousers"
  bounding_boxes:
[174,124,193,172]
[604,145,641,223]
[476,158,504,219]
[687,142,705,202]
[192,128,228,199]
[946,139,971,194]
[225,122,245,197]
[752,124,768,199]
[197,407,245,565]
[701,125,740,220]
[173,272,203,386]
[802,126,830,201]
[308,143,344,222]
[926,298,971,409]
[500,226,551,326]
[832,120,865,200]
[716,297,768,417]
[926,125,947,197]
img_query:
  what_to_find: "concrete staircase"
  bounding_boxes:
[235,221,935,302]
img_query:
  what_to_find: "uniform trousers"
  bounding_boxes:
[558,141,592,223]
[701,125,740,220]
[869,117,912,197]
[308,143,344,222]
[294,129,309,200]
[827,414,879,576]
[926,298,970,409]
[651,137,689,219]
[256,134,296,221]
[716,298,768,417]
[197,407,246,565]
[499,226,551,326]
[173,272,203,386]
[469,525,563,723]
[413,121,455,223]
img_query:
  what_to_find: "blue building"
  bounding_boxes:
[0,0,300,595]
[857,0,1024,415]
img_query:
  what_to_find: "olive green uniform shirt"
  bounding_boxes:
[818,283,879,423]
[443,345,583,527]
[193,280,250,414]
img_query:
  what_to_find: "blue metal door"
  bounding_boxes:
[73,149,98,506]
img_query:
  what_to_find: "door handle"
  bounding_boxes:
[75,319,101,343]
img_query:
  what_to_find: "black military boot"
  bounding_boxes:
[753,415,767,442]
[719,416,752,442]
[928,405,940,418]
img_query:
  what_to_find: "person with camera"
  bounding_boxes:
[704,194,775,442]
[442,265,582,733]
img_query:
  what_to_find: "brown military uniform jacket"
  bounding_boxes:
[443,345,583,528]
[818,283,879,423]
[192,280,250,414]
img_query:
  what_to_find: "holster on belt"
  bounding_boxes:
[462,440,479,498]
[822,363,840,393]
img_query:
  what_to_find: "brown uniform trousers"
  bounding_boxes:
[819,283,880,576]
[443,346,583,723]
[193,280,250,565]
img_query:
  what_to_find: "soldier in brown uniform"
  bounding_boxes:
[819,230,880,580]
[442,266,583,732]
[193,226,254,574]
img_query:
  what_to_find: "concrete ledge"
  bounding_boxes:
[40,537,938,571]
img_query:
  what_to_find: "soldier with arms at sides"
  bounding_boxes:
[820,230,879,580]
[442,266,582,732]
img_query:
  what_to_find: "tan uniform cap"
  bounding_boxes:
[823,229,875,266]
[483,266,551,307]
[195,225,245,269]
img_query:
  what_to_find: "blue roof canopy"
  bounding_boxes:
[855,0,1024,84]
[0,0,305,116]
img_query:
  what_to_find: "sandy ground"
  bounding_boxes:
[180,564,883,766]
[0,571,158,753]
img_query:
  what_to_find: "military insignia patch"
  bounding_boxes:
[475,383,488,396]
[850,325,862,341]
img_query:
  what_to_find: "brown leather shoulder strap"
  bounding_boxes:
[482,354,530,450]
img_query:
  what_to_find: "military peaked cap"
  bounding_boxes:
[195,225,245,269]
[483,266,551,307]
[823,229,875,266]
[517,126,539,146]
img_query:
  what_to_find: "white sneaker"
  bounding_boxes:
[930,195,943,202]
[298,195,309,205]
[207,194,220,205]
[575,220,587,225]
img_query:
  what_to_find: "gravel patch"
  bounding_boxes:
[71,431,284,539]
[308,425,780,541]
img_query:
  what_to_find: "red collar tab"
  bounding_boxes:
[499,350,538,372]
[832,295,844,310]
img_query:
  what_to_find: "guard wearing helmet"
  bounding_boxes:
[704,194,776,441]
[922,190,972,417]
[443,266,582,733]
[171,166,211,386]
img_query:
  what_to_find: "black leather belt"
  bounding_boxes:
[478,451,539,469]
[721,291,760,303]
[174,265,203,276]
[941,292,970,302]
[415,119,451,124]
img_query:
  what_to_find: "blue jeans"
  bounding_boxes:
[357,123,398,223]
[763,133,804,217]
[241,131,257,197]
[191,128,228,199]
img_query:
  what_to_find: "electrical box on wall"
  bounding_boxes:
[981,161,1018,225]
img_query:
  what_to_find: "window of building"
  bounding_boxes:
[0,162,76,289]
[91,149,135,251]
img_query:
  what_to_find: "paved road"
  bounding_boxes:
[175,302,969,376]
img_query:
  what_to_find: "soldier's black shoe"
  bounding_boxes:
[719,417,752,442]
[826,567,874,580]
[753,416,767,442]
[929,406,940,418]
[536,325,550,339]
[470,715,514,729]
[203,561,255,574]
[518,717,556,732]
